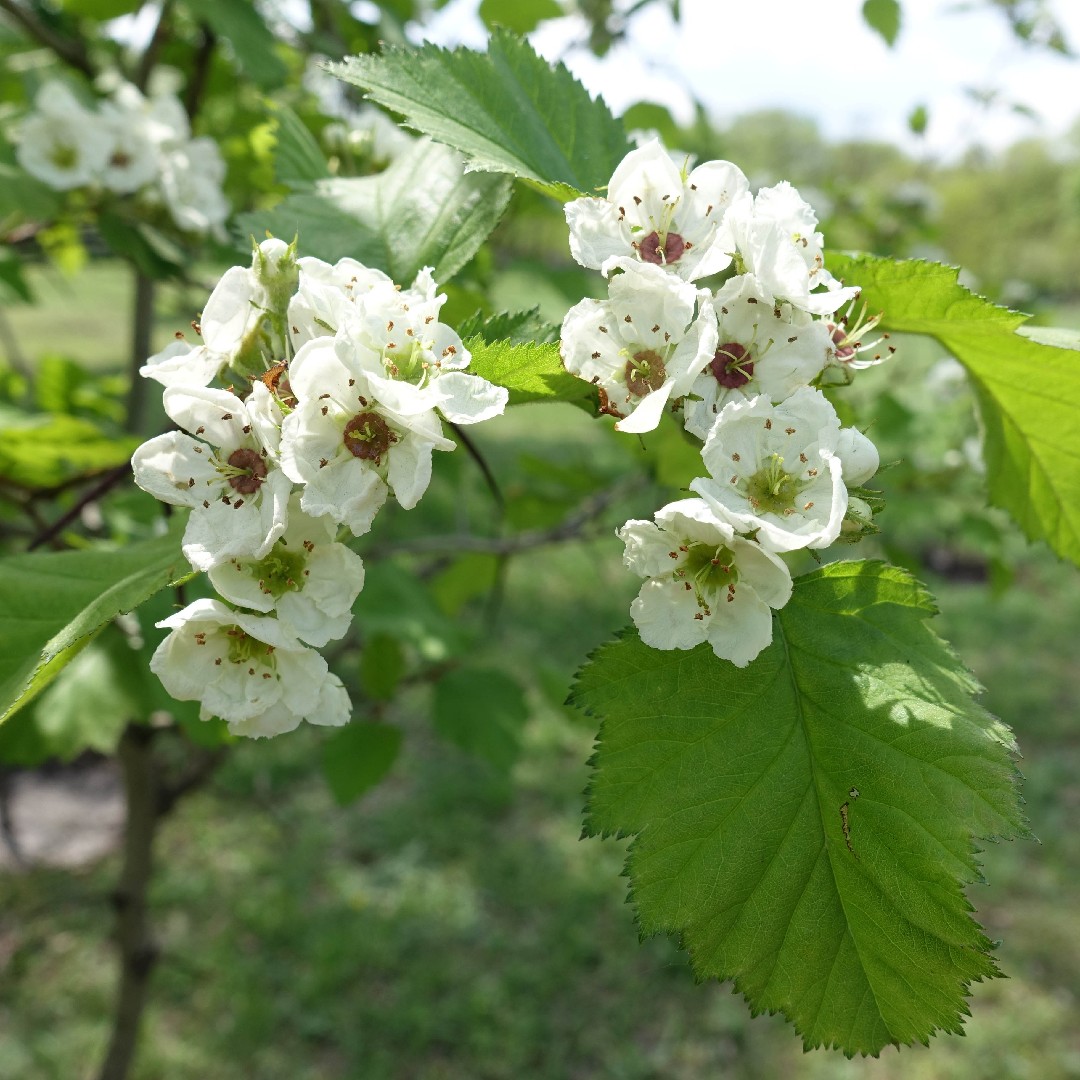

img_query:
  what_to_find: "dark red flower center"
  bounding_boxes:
[343,411,395,462]
[709,342,754,388]
[639,231,686,266]
[625,350,667,397]
[227,448,268,494]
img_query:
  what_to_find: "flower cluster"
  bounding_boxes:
[562,140,891,667]
[14,75,229,236]
[133,238,508,736]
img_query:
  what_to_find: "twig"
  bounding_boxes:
[26,462,131,551]
[0,0,97,79]
[124,271,155,436]
[183,26,216,120]
[133,0,174,91]
[449,422,504,512]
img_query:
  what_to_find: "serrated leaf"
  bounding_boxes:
[862,0,901,46]
[457,307,560,345]
[0,523,189,723]
[322,722,402,804]
[574,561,1027,1056]
[237,139,511,284]
[433,667,529,772]
[466,338,596,407]
[329,28,632,199]
[828,253,1080,566]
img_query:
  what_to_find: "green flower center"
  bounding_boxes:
[745,453,801,514]
[246,546,307,600]
[224,626,276,670]
[682,542,739,593]
[49,143,78,170]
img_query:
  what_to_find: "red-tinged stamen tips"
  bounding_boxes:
[710,342,754,388]
[639,231,686,265]
[625,350,667,396]
[226,449,268,493]
[343,411,394,462]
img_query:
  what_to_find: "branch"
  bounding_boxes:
[0,0,97,79]
[133,0,174,91]
[449,421,504,512]
[183,25,216,121]
[26,462,132,551]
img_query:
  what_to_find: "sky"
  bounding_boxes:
[416,0,1080,158]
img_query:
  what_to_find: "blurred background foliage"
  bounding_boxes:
[1,0,1080,1077]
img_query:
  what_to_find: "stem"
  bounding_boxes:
[26,463,131,551]
[97,724,162,1080]
[133,0,174,91]
[125,270,156,436]
[0,0,96,79]
[184,26,216,120]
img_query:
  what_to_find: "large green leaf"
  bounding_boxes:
[574,561,1027,1056]
[0,414,137,489]
[184,0,288,89]
[466,338,596,408]
[828,253,1080,566]
[329,28,631,199]
[237,139,511,284]
[0,523,188,723]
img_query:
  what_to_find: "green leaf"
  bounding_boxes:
[465,338,597,407]
[0,415,137,489]
[0,523,189,723]
[59,0,141,17]
[329,28,632,199]
[574,561,1027,1056]
[237,139,511,284]
[907,103,928,135]
[359,633,406,701]
[457,307,560,345]
[479,0,563,34]
[97,212,185,279]
[862,0,901,46]
[322,722,402,804]
[433,667,529,772]
[269,103,331,188]
[184,0,288,89]
[828,253,1080,566]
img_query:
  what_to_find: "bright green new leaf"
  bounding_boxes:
[862,0,902,46]
[329,28,632,199]
[237,139,511,284]
[457,307,560,345]
[0,415,137,489]
[828,253,1080,566]
[574,561,1028,1056]
[322,722,403,804]
[433,667,529,772]
[466,338,596,408]
[479,0,563,34]
[0,523,188,723]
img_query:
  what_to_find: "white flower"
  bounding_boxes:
[565,139,748,280]
[560,261,718,433]
[16,84,110,190]
[97,101,159,193]
[208,497,365,647]
[279,338,455,535]
[287,256,394,347]
[726,182,859,316]
[690,388,848,553]
[131,385,290,570]
[200,238,297,370]
[338,268,507,424]
[139,339,225,388]
[683,273,832,440]
[159,137,230,235]
[150,598,351,738]
[835,426,880,487]
[618,498,792,667]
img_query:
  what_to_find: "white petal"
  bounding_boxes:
[631,579,708,651]
[131,431,218,507]
[835,427,880,486]
[704,587,775,668]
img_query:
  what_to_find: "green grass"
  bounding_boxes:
[2,269,1080,1079]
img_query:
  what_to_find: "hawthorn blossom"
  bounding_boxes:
[97,101,159,194]
[139,339,225,388]
[207,497,365,648]
[338,268,508,424]
[287,255,394,347]
[16,83,109,190]
[618,498,792,667]
[565,139,748,280]
[279,337,455,535]
[151,599,351,738]
[561,260,718,433]
[726,182,859,316]
[131,385,290,570]
[683,273,832,440]
[158,136,230,235]
[200,238,298,371]
[690,388,850,553]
